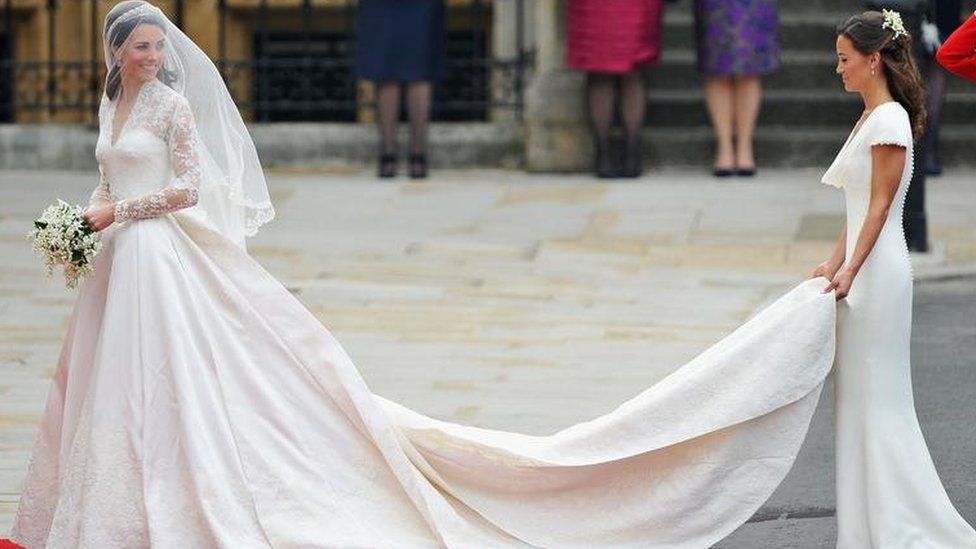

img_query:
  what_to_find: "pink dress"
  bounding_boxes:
[567,0,665,73]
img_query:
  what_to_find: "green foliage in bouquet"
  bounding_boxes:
[27,200,103,289]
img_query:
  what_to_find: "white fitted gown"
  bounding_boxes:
[822,101,976,548]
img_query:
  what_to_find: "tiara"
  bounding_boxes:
[881,9,908,40]
[107,3,163,35]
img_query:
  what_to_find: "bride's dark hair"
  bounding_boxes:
[104,1,176,101]
[837,11,926,140]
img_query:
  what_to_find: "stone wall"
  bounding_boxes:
[0,122,521,171]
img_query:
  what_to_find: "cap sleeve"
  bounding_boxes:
[867,104,913,149]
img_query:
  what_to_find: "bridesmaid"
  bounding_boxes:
[356,0,445,179]
[936,9,976,81]
[566,0,666,178]
[694,0,780,177]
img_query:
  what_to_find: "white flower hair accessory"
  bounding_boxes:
[881,9,909,40]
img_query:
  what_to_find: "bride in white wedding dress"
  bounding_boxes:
[6,3,972,548]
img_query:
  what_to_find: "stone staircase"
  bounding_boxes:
[644,1,976,167]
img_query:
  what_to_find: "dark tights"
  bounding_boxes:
[376,81,432,156]
[586,71,646,147]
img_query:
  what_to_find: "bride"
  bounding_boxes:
[7,3,973,547]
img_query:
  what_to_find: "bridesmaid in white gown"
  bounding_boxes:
[4,3,970,548]
[817,10,976,548]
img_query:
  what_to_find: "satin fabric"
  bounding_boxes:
[10,80,840,545]
[11,207,837,547]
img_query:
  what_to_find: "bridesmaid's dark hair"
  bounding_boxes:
[103,1,172,101]
[837,11,927,140]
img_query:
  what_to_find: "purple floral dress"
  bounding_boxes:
[694,0,779,76]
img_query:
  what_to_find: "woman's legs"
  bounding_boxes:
[406,81,433,178]
[375,81,401,178]
[704,76,735,175]
[406,81,432,155]
[620,69,647,177]
[586,72,617,178]
[732,75,761,173]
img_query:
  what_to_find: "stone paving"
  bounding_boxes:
[1,168,974,537]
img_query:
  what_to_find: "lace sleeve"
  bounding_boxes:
[89,97,114,208]
[114,97,201,222]
[88,167,113,208]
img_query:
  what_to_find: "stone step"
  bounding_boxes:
[1,123,971,172]
[647,51,976,93]
[640,126,976,168]
[0,123,523,171]
[644,90,976,127]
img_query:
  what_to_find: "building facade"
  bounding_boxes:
[2,0,974,171]
[0,0,535,125]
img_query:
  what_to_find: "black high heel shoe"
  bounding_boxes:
[595,139,617,179]
[408,154,428,179]
[620,137,644,178]
[378,153,397,179]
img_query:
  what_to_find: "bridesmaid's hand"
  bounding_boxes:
[83,202,116,232]
[823,269,855,301]
[811,260,842,281]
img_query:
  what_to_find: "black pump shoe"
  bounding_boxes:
[408,154,428,179]
[378,153,397,179]
[595,140,617,179]
[620,138,644,178]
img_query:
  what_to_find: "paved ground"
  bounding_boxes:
[0,168,974,545]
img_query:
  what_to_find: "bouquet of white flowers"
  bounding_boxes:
[27,200,103,289]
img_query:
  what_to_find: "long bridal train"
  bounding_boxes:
[13,2,976,546]
[12,205,836,548]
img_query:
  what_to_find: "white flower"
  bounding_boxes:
[881,9,908,40]
[26,200,102,289]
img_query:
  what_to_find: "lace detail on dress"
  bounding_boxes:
[118,80,177,144]
[45,396,150,548]
[88,168,114,207]
[112,83,202,223]
[114,186,200,221]
[87,97,117,208]
[9,425,59,548]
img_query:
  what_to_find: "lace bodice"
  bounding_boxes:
[91,79,201,222]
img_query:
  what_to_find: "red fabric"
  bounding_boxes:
[566,0,665,73]
[937,13,976,83]
[0,540,27,549]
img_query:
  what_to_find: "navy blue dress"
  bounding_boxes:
[355,0,446,83]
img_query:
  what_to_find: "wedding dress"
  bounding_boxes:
[8,2,972,546]
[6,74,846,549]
[822,100,976,548]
